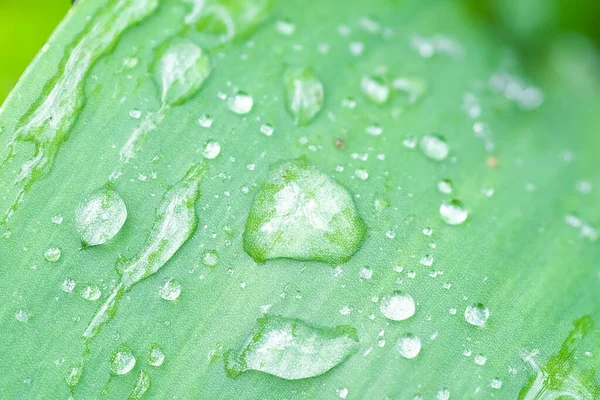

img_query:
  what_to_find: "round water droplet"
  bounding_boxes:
[228,91,253,114]
[440,199,468,225]
[420,135,448,161]
[474,354,487,365]
[260,123,274,137]
[198,114,213,128]
[420,254,434,266]
[61,279,76,293]
[159,278,181,301]
[438,179,453,194]
[75,189,127,246]
[148,345,165,367]
[360,266,373,279]
[355,169,369,180]
[380,291,415,321]
[423,227,433,236]
[464,303,489,327]
[80,284,101,301]
[202,140,221,159]
[202,250,219,268]
[491,378,502,389]
[276,19,295,35]
[44,247,61,262]
[110,348,136,375]
[361,75,389,104]
[397,333,421,359]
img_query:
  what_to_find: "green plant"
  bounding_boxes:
[0,0,598,398]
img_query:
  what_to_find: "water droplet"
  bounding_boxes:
[243,159,366,264]
[361,75,389,104]
[491,378,502,389]
[15,310,30,323]
[474,353,487,365]
[154,38,211,106]
[420,135,449,161]
[360,266,373,279]
[202,140,221,159]
[380,291,415,321]
[75,188,127,246]
[159,278,181,301]
[129,370,150,399]
[198,114,213,128]
[464,303,490,327]
[284,67,324,126]
[61,279,76,293]
[355,169,369,180]
[80,284,102,301]
[403,135,418,149]
[51,215,63,224]
[228,91,253,115]
[148,345,165,367]
[397,333,421,359]
[337,388,349,398]
[440,199,468,225]
[260,123,274,137]
[225,315,359,380]
[275,19,295,35]
[202,250,219,268]
[365,124,383,136]
[44,247,61,262]
[65,365,82,387]
[420,254,434,266]
[110,348,136,375]
[436,388,451,400]
[392,77,427,103]
[437,179,453,194]
[423,227,433,236]
[129,109,142,119]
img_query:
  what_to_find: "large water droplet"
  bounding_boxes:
[159,278,181,301]
[464,303,490,327]
[75,188,127,246]
[380,291,415,321]
[440,199,468,225]
[228,91,253,115]
[153,38,211,106]
[397,334,421,359]
[360,75,389,104]
[284,67,324,126]
[420,135,448,161]
[110,347,136,375]
[243,159,366,264]
[226,315,359,380]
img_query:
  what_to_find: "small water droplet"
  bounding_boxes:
[440,199,467,225]
[437,179,453,194]
[355,169,369,180]
[110,348,136,375]
[365,123,383,136]
[491,378,502,389]
[436,388,451,400]
[202,140,221,159]
[129,109,142,119]
[61,279,76,293]
[228,91,253,115]
[75,189,127,246]
[380,291,415,321]
[51,215,63,224]
[260,123,274,137]
[397,333,421,359]
[474,353,487,365]
[420,135,449,161]
[337,387,349,398]
[148,345,165,367]
[403,135,418,149]
[159,278,181,301]
[392,77,427,103]
[464,303,489,327]
[15,309,30,323]
[44,247,61,262]
[80,284,102,301]
[275,19,295,35]
[198,114,213,128]
[202,250,219,268]
[420,254,434,266]
[423,227,433,236]
[360,266,373,279]
[361,75,389,104]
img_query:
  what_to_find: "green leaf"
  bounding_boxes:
[0,0,599,398]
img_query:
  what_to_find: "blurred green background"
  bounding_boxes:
[0,0,70,102]
[1,0,600,103]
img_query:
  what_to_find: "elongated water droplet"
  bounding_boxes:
[380,291,415,321]
[65,364,82,387]
[420,135,448,161]
[129,370,150,400]
[226,315,359,380]
[440,199,468,225]
[153,38,211,106]
[44,247,61,262]
[80,284,102,301]
[464,303,489,327]
[397,334,421,359]
[148,345,165,367]
[75,188,127,246]
[159,278,181,301]
[110,347,136,375]
[284,67,324,126]
[243,159,366,264]
[361,75,389,104]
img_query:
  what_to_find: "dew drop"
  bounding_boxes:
[61,279,76,293]
[110,348,136,375]
[440,199,468,225]
[474,354,487,365]
[392,77,427,103]
[75,188,127,246]
[44,247,61,262]
[198,114,213,128]
[65,365,82,387]
[420,135,449,161]
[491,378,502,389]
[15,310,30,323]
[159,278,181,301]
[397,333,421,359]
[228,91,253,115]
[423,227,433,236]
[284,67,324,126]
[437,179,453,194]
[51,215,64,224]
[403,135,418,149]
[380,291,415,321]
[360,266,373,279]
[275,19,295,35]
[129,109,142,119]
[420,254,434,266]
[148,345,165,367]
[80,284,102,301]
[202,140,221,159]
[464,303,490,327]
[202,250,219,268]
[260,123,274,137]
[361,75,389,104]
[355,169,369,180]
